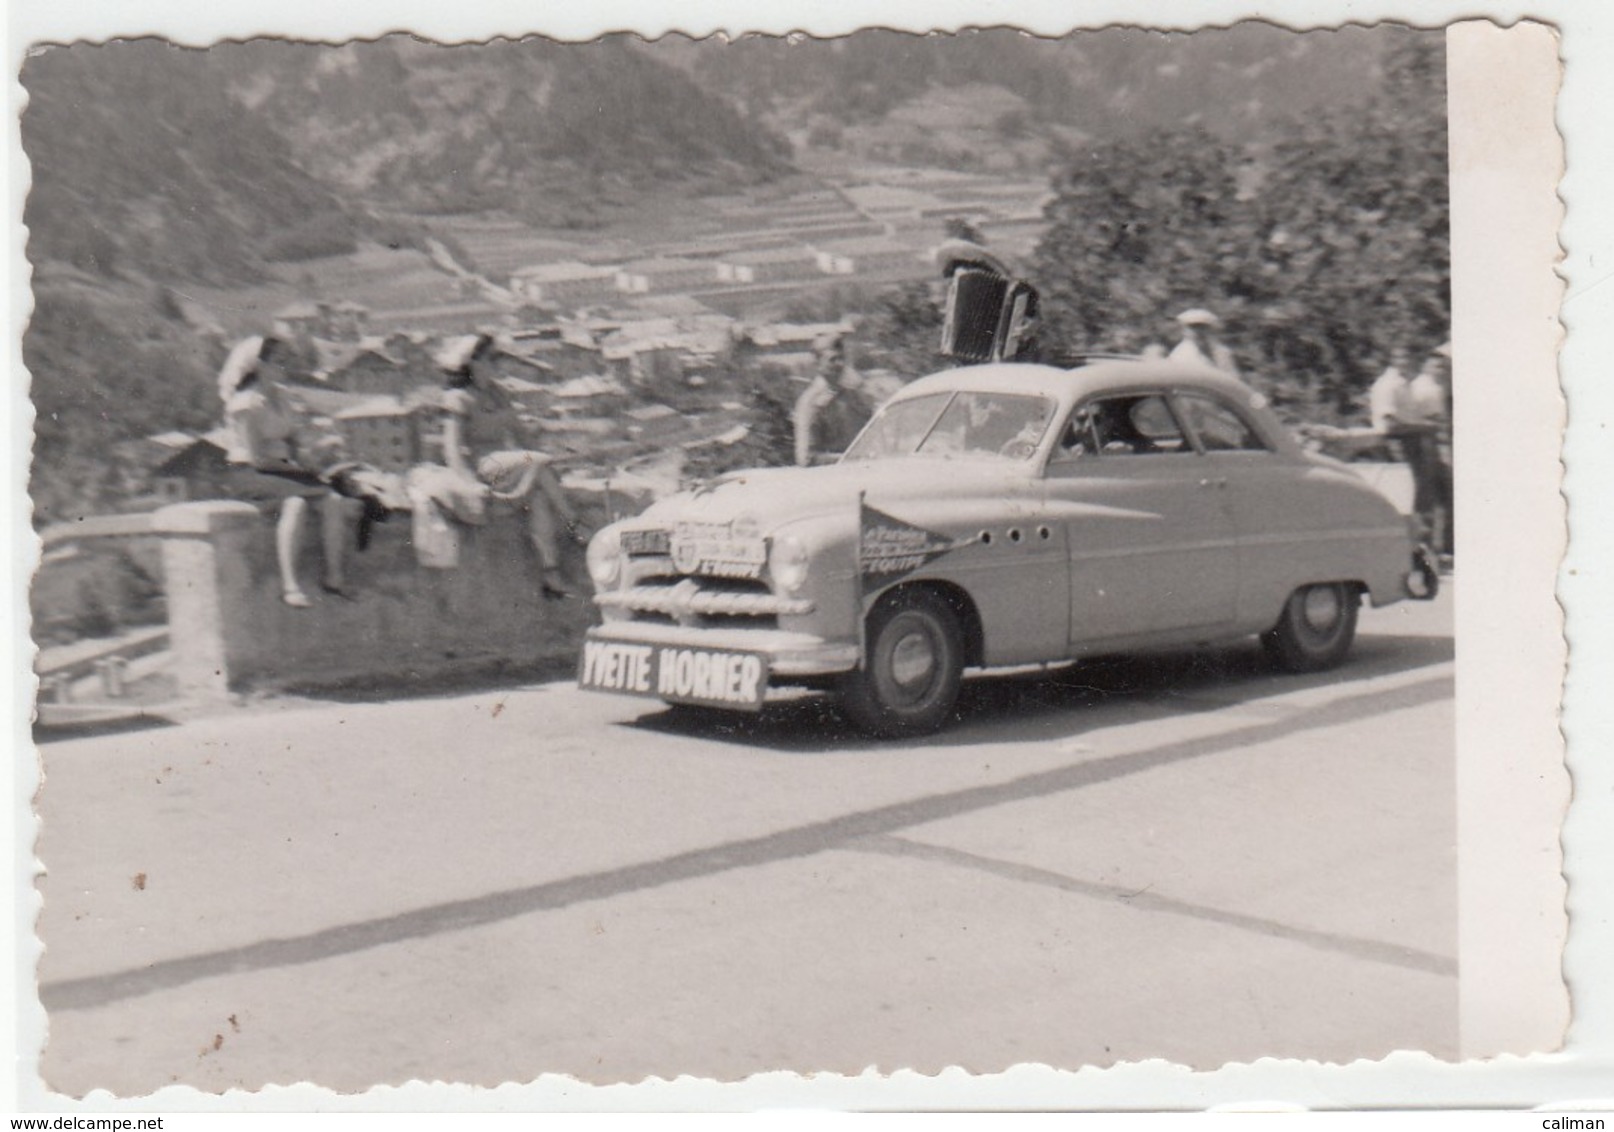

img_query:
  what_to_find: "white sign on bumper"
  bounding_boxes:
[578,638,770,711]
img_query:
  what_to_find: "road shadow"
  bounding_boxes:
[625,632,1455,755]
[268,654,581,705]
[41,663,1454,1016]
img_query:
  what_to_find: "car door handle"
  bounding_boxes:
[1197,477,1228,489]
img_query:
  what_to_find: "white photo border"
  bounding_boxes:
[6,0,1610,1112]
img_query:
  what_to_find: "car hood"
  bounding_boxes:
[633,457,1034,534]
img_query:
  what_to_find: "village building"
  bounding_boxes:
[333,397,435,473]
[510,261,621,309]
[539,373,629,419]
[539,416,622,455]
[597,316,735,387]
[741,320,854,356]
[325,300,371,341]
[321,343,417,397]
[480,344,554,387]
[106,431,203,506]
[111,430,199,474]
[813,235,927,277]
[320,333,440,397]
[715,246,822,285]
[377,332,442,377]
[273,301,325,344]
[614,256,718,295]
[732,319,854,376]
[278,382,378,422]
[147,429,234,507]
[271,299,373,344]
[504,326,605,381]
[624,403,686,444]
[496,374,549,401]
[432,333,564,392]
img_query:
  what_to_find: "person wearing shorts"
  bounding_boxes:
[217,335,353,608]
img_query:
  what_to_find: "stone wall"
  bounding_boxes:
[153,490,629,699]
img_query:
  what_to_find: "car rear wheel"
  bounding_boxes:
[1262,582,1360,672]
[840,589,965,738]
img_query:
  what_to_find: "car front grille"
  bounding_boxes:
[595,575,812,629]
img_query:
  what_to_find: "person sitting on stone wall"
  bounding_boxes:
[438,334,581,600]
[216,335,355,608]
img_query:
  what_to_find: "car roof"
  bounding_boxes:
[886,358,1304,459]
[892,358,1259,406]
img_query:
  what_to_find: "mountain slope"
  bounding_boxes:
[21,39,355,284]
[681,25,1416,165]
[211,36,795,225]
[18,35,800,522]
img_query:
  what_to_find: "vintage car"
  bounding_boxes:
[578,358,1438,737]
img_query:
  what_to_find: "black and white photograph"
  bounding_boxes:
[6,3,1588,1111]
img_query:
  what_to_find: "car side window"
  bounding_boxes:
[1175,393,1271,453]
[1055,394,1190,459]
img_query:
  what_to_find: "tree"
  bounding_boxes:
[1031,125,1248,357]
[1248,33,1450,415]
[1029,30,1448,425]
[679,355,800,482]
[944,216,986,244]
[848,280,948,378]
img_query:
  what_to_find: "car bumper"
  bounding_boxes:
[582,622,861,677]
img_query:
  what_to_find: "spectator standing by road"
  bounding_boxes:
[1410,341,1455,561]
[1368,347,1416,435]
[1370,344,1446,557]
[793,335,872,466]
[1168,308,1240,377]
[217,335,354,608]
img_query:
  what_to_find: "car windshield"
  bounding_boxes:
[843,391,1055,462]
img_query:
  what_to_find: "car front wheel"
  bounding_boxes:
[1262,582,1360,672]
[840,589,965,738]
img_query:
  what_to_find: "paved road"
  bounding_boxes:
[33,588,1455,1096]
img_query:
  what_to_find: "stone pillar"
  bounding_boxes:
[152,501,261,700]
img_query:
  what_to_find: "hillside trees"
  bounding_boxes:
[1028,30,1448,423]
[1032,125,1247,357]
[691,28,1078,127]
[26,284,221,523]
[1251,34,1450,413]
[848,281,949,377]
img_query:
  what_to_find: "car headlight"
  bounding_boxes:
[769,534,810,595]
[587,529,623,588]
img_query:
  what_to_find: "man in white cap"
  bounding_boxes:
[1168,308,1240,377]
[1410,340,1452,424]
[1369,345,1419,436]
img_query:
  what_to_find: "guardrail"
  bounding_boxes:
[35,520,169,702]
[35,625,172,703]
[33,503,169,662]
[38,511,157,552]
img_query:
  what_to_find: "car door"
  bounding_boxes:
[1169,389,1345,626]
[1043,392,1239,646]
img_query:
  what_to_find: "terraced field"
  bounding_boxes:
[183,162,1046,339]
[182,244,467,337]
